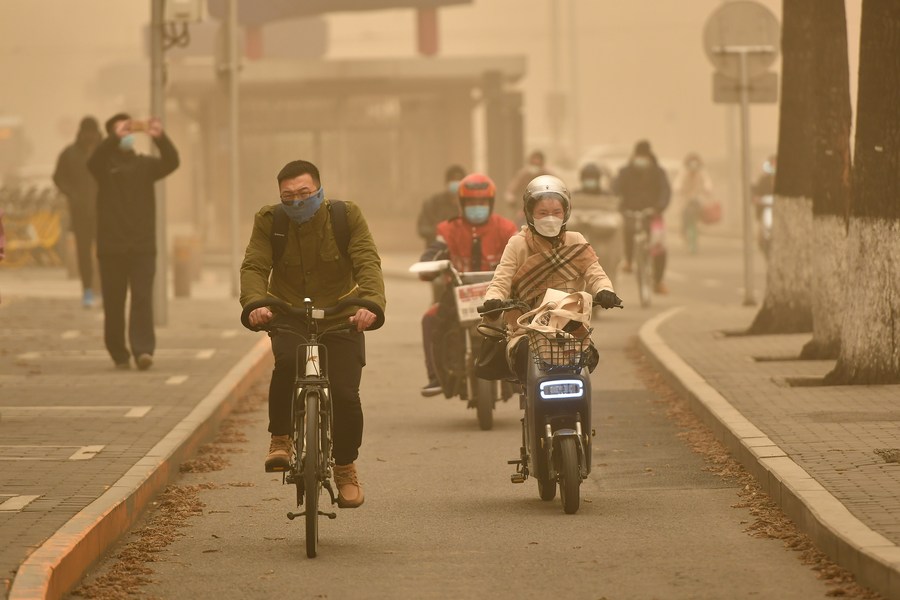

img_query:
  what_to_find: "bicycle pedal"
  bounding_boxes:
[510,473,526,484]
[319,511,337,520]
[507,459,522,465]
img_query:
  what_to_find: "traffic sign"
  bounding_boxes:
[713,71,778,104]
[703,1,780,80]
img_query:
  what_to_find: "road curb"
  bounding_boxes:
[8,337,273,600]
[638,307,900,600]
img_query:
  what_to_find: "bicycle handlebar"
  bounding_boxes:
[240,296,385,333]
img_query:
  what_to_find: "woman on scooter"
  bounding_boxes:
[481,175,622,377]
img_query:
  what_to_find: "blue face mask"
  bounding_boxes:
[119,134,135,151]
[282,187,324,224]
[448,181,460,195]
[464,205,490,225]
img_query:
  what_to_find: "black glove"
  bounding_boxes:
[481,298,504,313]
[595,289,623,309]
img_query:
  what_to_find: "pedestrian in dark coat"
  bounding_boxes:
[53,116,102,307]
[613,139,672,293]
[87,113,179,370]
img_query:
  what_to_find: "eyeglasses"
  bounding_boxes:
[280,189,316,203]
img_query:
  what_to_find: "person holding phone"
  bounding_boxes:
[87,114,179,370]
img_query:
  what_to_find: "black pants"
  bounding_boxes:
[623,214,667,286]
[69,205,96,292]
[269,330,366,466]
[98,252,156,364]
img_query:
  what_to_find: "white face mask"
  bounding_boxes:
[534,216,563,237]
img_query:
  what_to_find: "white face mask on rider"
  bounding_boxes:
[534,216,563,237]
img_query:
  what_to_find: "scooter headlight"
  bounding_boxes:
[539,379,584,400]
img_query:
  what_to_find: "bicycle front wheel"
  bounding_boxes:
[304,390,321,558]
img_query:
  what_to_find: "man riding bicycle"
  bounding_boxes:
[240,159,385,509]
[419,173,518,396]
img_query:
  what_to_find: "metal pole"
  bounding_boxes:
[738,50,756,306]
[549,0,561,158]
[228,0,241,298]
[568,0,580,161]
[150,0,168,325]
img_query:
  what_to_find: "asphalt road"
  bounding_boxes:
[73,236,838,599]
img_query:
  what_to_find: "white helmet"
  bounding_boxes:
[522,175,571,227]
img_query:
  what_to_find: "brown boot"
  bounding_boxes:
[264,434,293,472]
[333,462,364,508]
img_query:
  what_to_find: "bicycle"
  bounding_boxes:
[624,208,655,308]
[240,295,384,558]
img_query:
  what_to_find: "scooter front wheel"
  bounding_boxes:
[558,437,581,514]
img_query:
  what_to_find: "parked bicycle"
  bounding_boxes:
[241,295,384,558]
[623,208,656,308]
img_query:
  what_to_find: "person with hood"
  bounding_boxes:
[613,140,672,294]
[87,113,179,370]
[416,164,466,247]
[53,116,102,307]
[418,173,518,396]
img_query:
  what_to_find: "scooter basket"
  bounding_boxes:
[527,329,593,371]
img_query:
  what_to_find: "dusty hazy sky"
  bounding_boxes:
[0,0,861,179]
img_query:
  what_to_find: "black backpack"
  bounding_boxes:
[270,200,350,264]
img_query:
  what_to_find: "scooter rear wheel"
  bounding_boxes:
[475,378,494,431]
[537,474,556,501]
[558,437,581,514]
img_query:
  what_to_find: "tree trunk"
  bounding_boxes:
[747,0,815,335]
[800,0,852,360]
[826,1,900,385]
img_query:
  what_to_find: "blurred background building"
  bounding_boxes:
[0,0,862,253]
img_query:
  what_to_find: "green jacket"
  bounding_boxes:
[240,199,386,329]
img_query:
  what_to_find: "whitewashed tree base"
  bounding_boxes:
[801,214,847,359]
[828,216,900,383]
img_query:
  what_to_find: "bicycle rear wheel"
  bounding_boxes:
[304,390,321,558]
[636,243,652,308]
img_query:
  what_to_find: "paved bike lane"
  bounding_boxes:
[641,305,900,600]
[0,268,270,599]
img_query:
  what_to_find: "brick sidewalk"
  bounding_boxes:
[0,268,265,599]
[643,305,900,599]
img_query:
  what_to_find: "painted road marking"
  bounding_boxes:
[0,445,105,461]
[701,279,722,288]
[0,495,41,512]
[69,445,104,460]
[0,406,153,419]
[667,270,687,282]
[61,330,81,340]
[220,330,238,339]
[125,406,152,418]
[16,349,220,361]
[166,375,189,385]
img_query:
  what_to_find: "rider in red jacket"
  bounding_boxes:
[419,173,519,396]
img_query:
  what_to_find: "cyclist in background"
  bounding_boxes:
[416,164,466,247]
[240,159,385,509]
[613,140,672,294]
[419,173,518,396]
